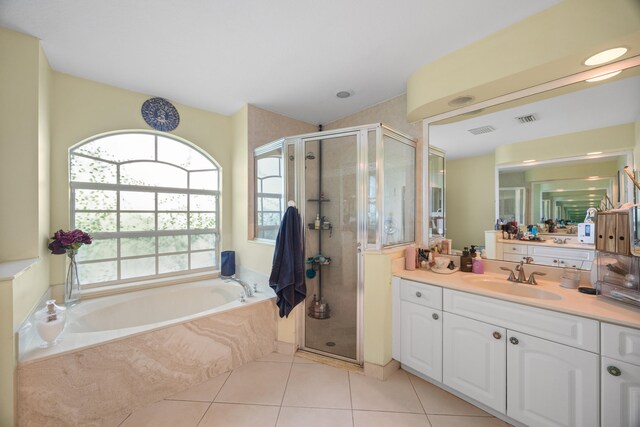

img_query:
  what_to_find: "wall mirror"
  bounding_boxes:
[426,58,640,269]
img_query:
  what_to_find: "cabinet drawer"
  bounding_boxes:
[443,289,599,352]
[503,244,527,255]
[400,279,442,310]
[602,323,640,366]
[527,245,594,262]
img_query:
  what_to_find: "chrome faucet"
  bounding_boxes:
[501,261,546,285]
[222,275,255,297]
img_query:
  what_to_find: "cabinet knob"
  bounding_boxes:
[509,337,519,345]
[607,366,622,376]
[415,291,422,298]
[493,331,502,340]
[432,313,439,320]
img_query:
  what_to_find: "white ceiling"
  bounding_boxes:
[0,0,559,124]
[429,75,640,159]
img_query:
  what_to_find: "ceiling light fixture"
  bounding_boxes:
[584,47,628,66]
[522,159,536,163]
[586,70,622,82]
[587,151,603,155]
[448,95,475,107]
[336,91,352,99]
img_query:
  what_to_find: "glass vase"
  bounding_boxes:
[65,249,80,306]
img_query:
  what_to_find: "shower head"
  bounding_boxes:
[306,152,316,160]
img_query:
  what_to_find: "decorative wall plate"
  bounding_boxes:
[141,97,180,131]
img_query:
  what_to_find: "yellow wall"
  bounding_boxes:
[446,154,496,251]
[49,72,234,285]
[495,123,635,165]
[407,0,640,121]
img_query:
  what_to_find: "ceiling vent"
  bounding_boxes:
[467,125,495,135]
[516,114,537,124]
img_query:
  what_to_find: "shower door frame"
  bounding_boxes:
[287,126,369,365]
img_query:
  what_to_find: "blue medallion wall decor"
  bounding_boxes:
[141,97,180,131]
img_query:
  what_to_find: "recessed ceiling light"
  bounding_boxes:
[587,151,603,155]
[586,70,622,82]
[448,95,475,107]
[522,159,536,163]
[336,91,352,99]
[584,47,628,66]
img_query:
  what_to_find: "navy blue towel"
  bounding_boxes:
[269,206,306,318]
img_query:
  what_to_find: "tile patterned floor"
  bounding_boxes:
[118,353,511,427]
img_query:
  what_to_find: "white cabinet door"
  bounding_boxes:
[601,357,640,427]
[443,312,506,413]
[507,331,599,427]
[401,301,443,382]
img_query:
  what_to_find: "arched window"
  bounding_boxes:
[70,132,220,287]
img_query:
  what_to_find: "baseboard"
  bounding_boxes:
[364,358,400,380]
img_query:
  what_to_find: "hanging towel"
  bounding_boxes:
[269,206,306,318]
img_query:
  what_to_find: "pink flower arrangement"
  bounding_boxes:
[47,229,92,255]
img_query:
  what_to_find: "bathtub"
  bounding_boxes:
[18,277,278,425]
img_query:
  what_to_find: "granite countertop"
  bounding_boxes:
[497,238,595,250]
[394,267,640,329]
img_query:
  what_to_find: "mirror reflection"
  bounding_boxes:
[428,68,640,270]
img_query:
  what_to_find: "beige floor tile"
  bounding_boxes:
[353,410,431,427]
[258,352,295,363]
[120,400,209,427]
[427,415,509,427]
[166,371,230,402]
[198,403,280,427]
[409,374,490,416]
[349,370,423,413]
[277,407,353,427]
[215,361,291,405]
[282,363,351,409]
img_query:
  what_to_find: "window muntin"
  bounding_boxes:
[254,143,284,240]
[70,132,220,287]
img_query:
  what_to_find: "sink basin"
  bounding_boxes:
[463,277,562,300]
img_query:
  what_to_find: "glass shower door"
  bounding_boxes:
[303,133,359,361]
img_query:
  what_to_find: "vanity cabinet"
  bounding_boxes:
[506,331,598,427]
[398,279,442,381]
[600,323,640,426]
[442,312,506,413]
[394,278,607,426]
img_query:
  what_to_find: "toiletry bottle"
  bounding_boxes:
[405,245,416,271]
[460,247,473,272]
[314,213,321,229]
[472,256,484,274]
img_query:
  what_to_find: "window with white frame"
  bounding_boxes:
[254,142,284,240]
[70,132,220,287]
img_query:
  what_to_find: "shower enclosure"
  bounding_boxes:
[262,124,415,364]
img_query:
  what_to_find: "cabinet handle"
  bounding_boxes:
[509,337,519,345]
[493,331,502,340]
[607,366,622,376]
[415,291,422,298]
[432,313,439,320]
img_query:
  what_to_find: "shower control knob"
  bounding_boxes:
[415,291,422,298]
[432,313,439,320]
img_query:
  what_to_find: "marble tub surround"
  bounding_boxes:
[17,299,277,426]
[19,278,275,363]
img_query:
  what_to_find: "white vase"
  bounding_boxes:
[34,299,67,347]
